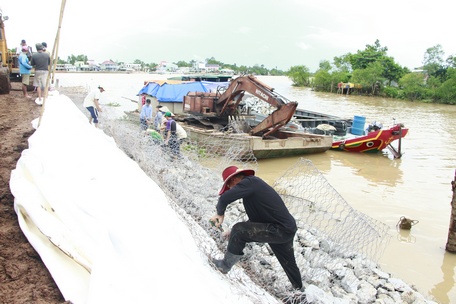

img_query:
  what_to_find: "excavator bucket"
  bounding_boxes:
[251,102,298,136]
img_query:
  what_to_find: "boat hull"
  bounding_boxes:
[182,125,332,159]
[331,124,409,153]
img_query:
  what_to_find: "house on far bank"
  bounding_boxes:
[204,64,220,73]
[74,61,85,70]
[86,60,100,71]
[73,61,99,71]
[192,61,220,73]
[100,60,119,71]
[124,63,141,71]
[156,61,178,73]
[55,64,76,72]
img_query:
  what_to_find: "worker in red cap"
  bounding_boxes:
[210,166,302,290]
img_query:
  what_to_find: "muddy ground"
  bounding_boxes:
[0,82,66,303]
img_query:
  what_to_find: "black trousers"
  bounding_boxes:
[227,221,302,289]
[168,136,180,156]
[140,118,148,130]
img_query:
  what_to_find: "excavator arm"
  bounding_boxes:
[216,75,298,136]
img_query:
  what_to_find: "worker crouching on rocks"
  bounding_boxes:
[210,166,303,290]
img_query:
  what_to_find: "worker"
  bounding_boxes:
[140,99,153,130]
[83,86,105,128]
[210,166,303,290]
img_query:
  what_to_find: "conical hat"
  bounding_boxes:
[219,166,255,195]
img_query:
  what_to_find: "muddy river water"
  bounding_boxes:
[55,73,456,303]
[258,76,456,304]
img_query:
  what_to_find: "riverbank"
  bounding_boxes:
[0,83,66,303]
[1,76,453,303]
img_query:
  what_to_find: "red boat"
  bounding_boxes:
[331,123,408,158]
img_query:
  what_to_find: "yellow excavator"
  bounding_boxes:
[0,9,26,94]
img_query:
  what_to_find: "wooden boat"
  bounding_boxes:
[292,108,349,136]
[331,123,408,158]
[291,108,408,157]
[181,122,332,159]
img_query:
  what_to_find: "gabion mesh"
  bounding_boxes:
[68,94,391,303]
[274,161,390,263]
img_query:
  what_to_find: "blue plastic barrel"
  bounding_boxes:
[351,115,366,135]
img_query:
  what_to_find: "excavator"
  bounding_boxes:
[0,9,24,94]
[182,74,298,137]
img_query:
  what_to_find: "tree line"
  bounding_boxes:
[59,39,456,104]
[287,40,456,104]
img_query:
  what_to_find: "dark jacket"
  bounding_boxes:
[217,175,297,233]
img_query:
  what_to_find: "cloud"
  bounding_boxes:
[238,26,252,34]
[296,42,310,50]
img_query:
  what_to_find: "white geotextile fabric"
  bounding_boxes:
[9,93,258,304]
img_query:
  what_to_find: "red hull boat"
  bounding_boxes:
[331,123,408,157]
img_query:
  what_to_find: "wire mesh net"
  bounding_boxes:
[67,92,391,303]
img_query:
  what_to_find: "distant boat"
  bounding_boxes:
[167,74,233,82]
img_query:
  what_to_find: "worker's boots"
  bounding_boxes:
[212,251,242,274]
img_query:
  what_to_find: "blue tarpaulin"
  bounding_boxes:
[137,82,208,103]
[137,82,160,96]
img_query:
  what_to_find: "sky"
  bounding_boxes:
[2,0,455,71]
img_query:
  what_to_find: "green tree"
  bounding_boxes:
[174,60,192,67]
[349,39,388,70]
[434,68,456,104]
[318,60,332,72]
[134,59,145,70]
[380,56,407,86]
[423,44,445,78]
[398,72,425,101]
[249,64,268,75]
[206,57,223,65]
[287,65,311,86]
[269,67,281,76]
[67,54,88,65]
[333,53,352,72]
[313,69,332,91]
[145,62,157,71]
[446,55,456,69]
[238,65,249,74]
[351,61,385,94]
[330,70,350,89]
[57,56,66,64]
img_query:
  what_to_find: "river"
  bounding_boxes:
[53,73,456,303]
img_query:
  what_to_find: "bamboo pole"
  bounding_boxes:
[446,169,456,252]
[38,0,66,128]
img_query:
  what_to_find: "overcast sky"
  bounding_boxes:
[2,0,454,71]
